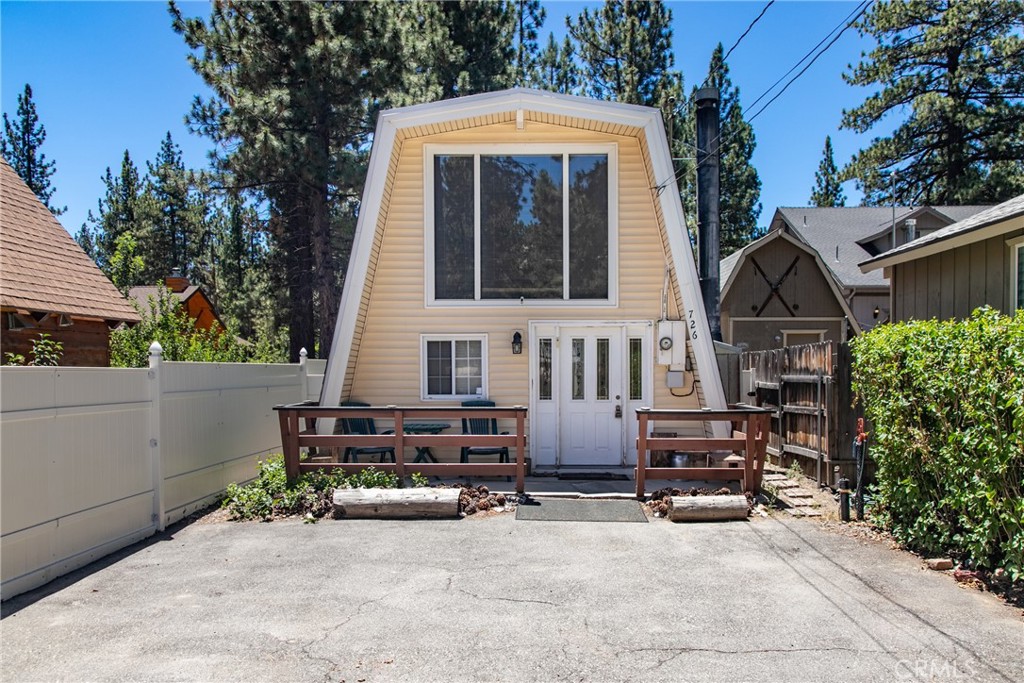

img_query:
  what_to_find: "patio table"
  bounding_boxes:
[404,422,451,463]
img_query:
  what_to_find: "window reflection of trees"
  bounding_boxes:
[435,153,609,301]
[481,155,563,299]
[434,156,474,299]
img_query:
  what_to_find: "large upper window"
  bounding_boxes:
[426,144,616,305]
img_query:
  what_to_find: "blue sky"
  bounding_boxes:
[2,1,886,239]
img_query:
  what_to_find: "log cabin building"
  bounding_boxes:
[1,158,139,366]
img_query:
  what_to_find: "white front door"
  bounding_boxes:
[530,321,652,468]
[559,328,622,466]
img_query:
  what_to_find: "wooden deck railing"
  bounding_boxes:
[274,402,528,493]
[635,406,773,498]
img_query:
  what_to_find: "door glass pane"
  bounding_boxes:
[480,155,563,299]
[427,341,453,395]
[596,338,609,400]
[538,338,552,400]
[629,337,642,401]
[572,338,585,400]
[434,156,475,299]
[569,155,609,299]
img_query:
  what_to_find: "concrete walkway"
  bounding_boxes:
[2,513,1020,682]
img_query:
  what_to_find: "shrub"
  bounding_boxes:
[851,307,1024,579]
[222,455,430,521]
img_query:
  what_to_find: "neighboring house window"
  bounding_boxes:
[426,144,617,305]
[782,330,826,346]
[1011,238,1024,310]
[421,335,487,400]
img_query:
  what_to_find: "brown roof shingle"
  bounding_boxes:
[0,158,140,323]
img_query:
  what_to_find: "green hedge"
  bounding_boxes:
[850,307,1024,579]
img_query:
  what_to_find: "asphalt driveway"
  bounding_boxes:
[2,511,1021,682]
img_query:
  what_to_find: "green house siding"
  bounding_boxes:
[891,228,1024,321]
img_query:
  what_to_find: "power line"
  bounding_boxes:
[703,0,775,88]
[744,0,870,115]
[656,0,874,193]
[746,0,873,123]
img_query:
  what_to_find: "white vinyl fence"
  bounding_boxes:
[0,346,327,600]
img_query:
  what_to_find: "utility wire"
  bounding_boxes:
[703,0,775,88]
[655,0,873,193]
[743,0,870,115]
[746,0,873,123]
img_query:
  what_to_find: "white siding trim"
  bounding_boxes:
[1008,235,1024,310]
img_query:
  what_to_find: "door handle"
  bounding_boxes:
[614,405,622,418]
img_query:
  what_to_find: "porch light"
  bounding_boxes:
[873,306,880,319]
[512,331,523,355]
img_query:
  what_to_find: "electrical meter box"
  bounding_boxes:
[656,319,687,367]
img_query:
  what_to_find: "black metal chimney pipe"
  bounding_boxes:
[695,87,722,341]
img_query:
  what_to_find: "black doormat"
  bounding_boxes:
[556,472,630,481]
[516,498,647,523]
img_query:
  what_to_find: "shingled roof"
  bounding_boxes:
[859,194,1024,272]
[0,158,139,323]
[772,205,990,288]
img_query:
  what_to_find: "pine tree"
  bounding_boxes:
[810,136,846,207]
[680,44,761,257]
[535,33,580,94]
[1,84,64,215]
[77,150,154,275]
[171,1,407,361]
[417,1,518,100]
[512,0,546,86]
[144,132,209,282]
[567,0,677,106]
[841,0,1024,205]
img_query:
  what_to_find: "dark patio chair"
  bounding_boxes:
[460,399,510,481]
[336,401,396,463]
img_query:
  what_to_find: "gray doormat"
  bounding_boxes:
[516,498,648,523]
[557,472,629,481]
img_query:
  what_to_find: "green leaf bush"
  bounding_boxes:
[222,455,428,522]
[851,308,1024,579]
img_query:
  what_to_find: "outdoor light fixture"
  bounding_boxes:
[873,306,880,319]
[512,331,523,355]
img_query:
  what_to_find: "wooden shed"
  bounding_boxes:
[720,205,991,351]
[0,158,140,366]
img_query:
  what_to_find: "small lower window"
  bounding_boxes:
[422,335,487,399]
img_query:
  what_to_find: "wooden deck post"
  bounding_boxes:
[749,417,757,497]
[279,408,301,481]
[636,409,649,499]
[753,412,769,494]
[515,406,526,494]
[391,406,406,479]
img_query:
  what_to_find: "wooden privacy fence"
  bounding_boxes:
[741,341,864,487]
[275,403,528,493]
[635,407,773,498]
